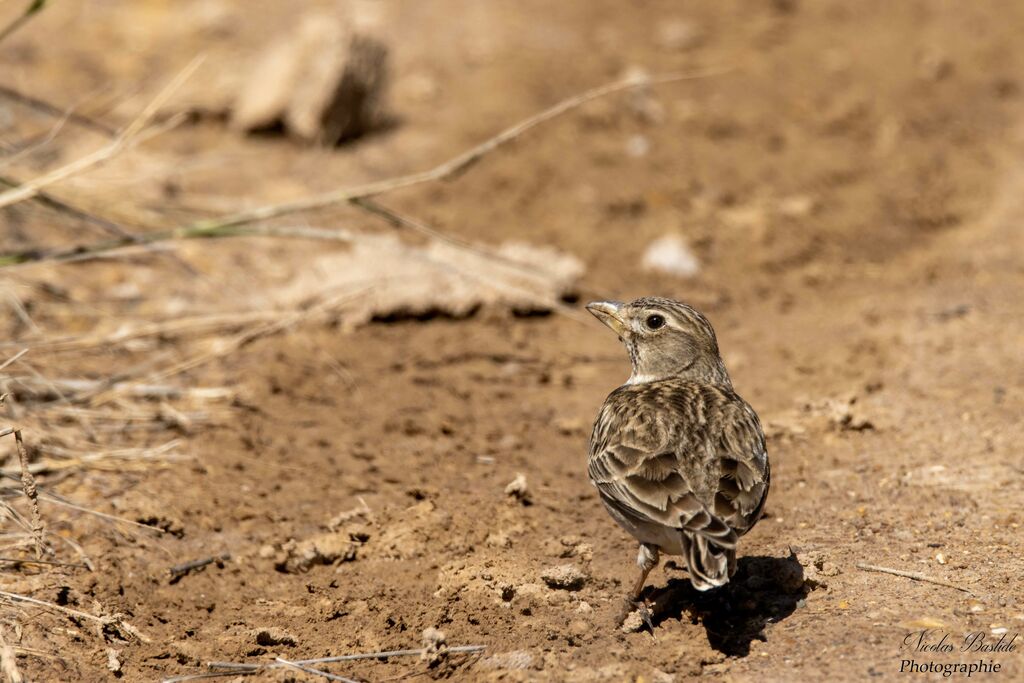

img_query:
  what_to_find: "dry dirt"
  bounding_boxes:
[1,1,1023,681]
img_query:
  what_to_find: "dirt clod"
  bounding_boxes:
[540,564,589,591]
[504,473,531,504]
[274,532,361,573]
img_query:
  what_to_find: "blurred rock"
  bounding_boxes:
[504,473,531,504]
[625,134,650,157]
[655,19,703,51]
[777,194,818,218]
[641,234,700,278]
[232,13,389,145]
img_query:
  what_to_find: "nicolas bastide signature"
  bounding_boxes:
[904,629,1018,654]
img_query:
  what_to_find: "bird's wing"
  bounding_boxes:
[710,397,770,536]
[588,381,769,588]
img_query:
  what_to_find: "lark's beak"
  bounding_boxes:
[586,300,628,337]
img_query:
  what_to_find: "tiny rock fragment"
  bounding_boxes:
[421,627,447,666]
[106,649,122,674]
[641,234,700,278]
[655,19,703,51]
[824,394,876,431]
[504,473,531,504]
[777,194,818,218]
[935,552,947,565]
[541,564,589,591]
[485,531,513,549]
[253,627,297,647]
[231,12,389,145]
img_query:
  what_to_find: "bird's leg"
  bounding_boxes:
[616,544,659,629]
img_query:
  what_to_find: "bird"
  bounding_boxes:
[585,297,770,626]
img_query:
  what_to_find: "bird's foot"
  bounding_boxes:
[616,597,656,635]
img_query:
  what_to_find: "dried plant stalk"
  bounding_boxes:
[11,430,45,558]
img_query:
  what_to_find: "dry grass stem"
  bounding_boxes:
[86,287,367,404]
[0,83,115,138]
[0,54,203,212]
[0,68,726,269]
[0,0,47,46]
[274,658,360,683]
[198,69,726,230]
[6,431,45,559]
[0,625,23,683]
[855,563,973,594]
[0,590,147,642]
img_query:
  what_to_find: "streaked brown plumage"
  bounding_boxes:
[586,297,769,625]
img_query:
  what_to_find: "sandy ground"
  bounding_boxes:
[1,1,1023,681]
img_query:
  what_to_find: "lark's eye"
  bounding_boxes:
[645,314,665,330]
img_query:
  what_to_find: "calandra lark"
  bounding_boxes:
[586,297,770,625]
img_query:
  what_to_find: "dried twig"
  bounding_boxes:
[0,590,148,641]
[9,311,283,354]
[208,645,486,670]
[0,55,203,213]
[0,0,47,46]
[0,175,135,238]
[88,287,367,403]
[6,430,45,558]
[0,68,727,269]
[168,554,230,582]
[162,646,487,682]
[0,625,24,683]
[0,350,27,373]
[0,223,354,268]
[195,69,725,230]
[0,556,88,569]
[275,658,359,683]
[6,376,231,402]
[855,562,973,594]
[34,489,166,534]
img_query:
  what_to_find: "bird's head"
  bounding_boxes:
[586,296,731,386]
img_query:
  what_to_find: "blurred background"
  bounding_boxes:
[1,1,1022,681]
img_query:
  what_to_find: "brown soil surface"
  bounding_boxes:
[2,1,1023,681]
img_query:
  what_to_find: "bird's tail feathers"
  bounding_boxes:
[679,507,738,591]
